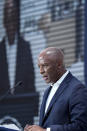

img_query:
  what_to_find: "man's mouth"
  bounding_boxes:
[43,76,48,81]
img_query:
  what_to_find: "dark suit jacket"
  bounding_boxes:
[0,36,35,95]
[0,127,18,131]
[39,72,87,131]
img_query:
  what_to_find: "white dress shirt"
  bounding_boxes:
[46,70,69,131]
[5,35,18,94]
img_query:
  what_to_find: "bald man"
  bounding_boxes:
[0,0,35,95]
[24,47,87,131]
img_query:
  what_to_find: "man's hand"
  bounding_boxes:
[24,124,46,131]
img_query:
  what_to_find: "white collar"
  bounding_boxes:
[52,70,69,88]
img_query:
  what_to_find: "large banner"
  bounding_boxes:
[0,0,39,129]
[0,0,85,130]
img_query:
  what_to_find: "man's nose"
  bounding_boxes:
[40,67,44,74]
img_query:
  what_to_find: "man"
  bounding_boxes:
[0,0,35,95]
[24,47,87,131]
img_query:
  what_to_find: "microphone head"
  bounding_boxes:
[14,81,23,88]
[10,81,23,95]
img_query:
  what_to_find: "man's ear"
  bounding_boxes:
[58,65,62,70]
[57,62,61,68]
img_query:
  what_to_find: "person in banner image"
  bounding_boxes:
[0,0,35,95]
[24,47,87,131]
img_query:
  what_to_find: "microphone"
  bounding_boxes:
[14,81,22,87]
[0,81,22,101]
[10,81,23,95]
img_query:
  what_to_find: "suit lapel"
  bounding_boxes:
[41,72,72,126]
[39,86,51,126]
[0,39,10,89]
[15,36,22,85]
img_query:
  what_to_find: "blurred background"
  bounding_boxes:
[0,0,87,130]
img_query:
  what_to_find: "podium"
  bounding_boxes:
[0,92,39,128]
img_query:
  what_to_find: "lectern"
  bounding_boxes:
[0,92,39,128]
